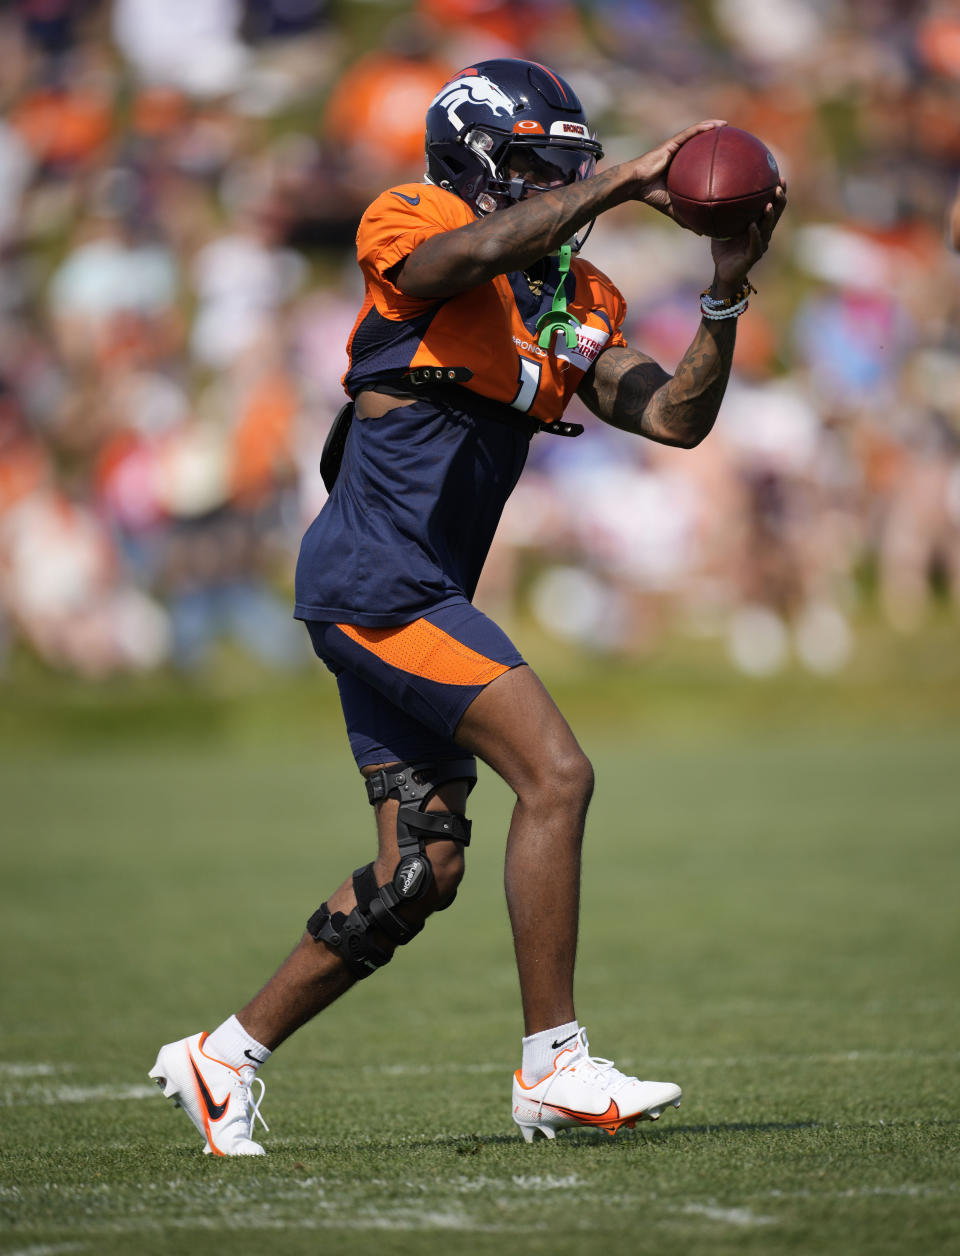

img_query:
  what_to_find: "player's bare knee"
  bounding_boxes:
[564,748,595,807]
[520,746,594,817]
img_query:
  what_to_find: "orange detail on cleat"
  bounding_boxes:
[547,1098,621,1129]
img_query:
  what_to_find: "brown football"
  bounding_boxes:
[666,126,780,238]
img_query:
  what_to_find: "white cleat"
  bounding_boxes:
[512,1028,681,1142]
[149,1031,268,1156]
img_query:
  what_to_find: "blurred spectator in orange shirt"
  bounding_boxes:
[322,24,451,208]
[9,76,110,172]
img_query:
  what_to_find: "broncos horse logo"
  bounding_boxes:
[432,73,515,132]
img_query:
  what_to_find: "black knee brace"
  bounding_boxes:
[306,757,476,980]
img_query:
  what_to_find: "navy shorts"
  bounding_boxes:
[304,598,525,768]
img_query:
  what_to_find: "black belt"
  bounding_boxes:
[398,367,584,439]
[321,371,584,493]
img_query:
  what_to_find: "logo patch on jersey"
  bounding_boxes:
[555,322,610,371]
[512,334,546,359]
[391,190,421,206]
[432,73,515,131]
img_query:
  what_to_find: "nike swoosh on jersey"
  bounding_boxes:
[190,1058,229,1120]
[391,190,421,206]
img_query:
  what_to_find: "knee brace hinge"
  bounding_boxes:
[306,758,477,978]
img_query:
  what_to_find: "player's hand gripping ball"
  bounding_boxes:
[667,126,780,239]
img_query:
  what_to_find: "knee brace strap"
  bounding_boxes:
[306,863,425,981]
[367,759,475,906]
[306,759,478,979]
[365,758,477,814]
[394,804,471,900]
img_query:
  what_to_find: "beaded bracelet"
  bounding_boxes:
[700,279,756,320]
[701,296,748,320]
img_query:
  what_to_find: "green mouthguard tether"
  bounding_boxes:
[536,245,581,350]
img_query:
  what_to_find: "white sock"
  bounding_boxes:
[521,1020,580,1086]
[205,1015,272,1073]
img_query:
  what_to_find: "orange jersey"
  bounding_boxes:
[343,182,627,424]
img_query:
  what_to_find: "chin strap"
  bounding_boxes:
[536,245,582,350]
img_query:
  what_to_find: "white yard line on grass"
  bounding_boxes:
[683,1203,778,1227]
[666,1049,960,1068]
[3,1083,158,1106]
[0,1215,538,1238]
[757,1184,960,1202]
[4,1245,88,1256]
[0,1063,67,1077]
[1,1061,159,1105]
[5,1048,954,1094]
[361,1048,960,1077]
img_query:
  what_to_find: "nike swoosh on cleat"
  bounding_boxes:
[551,1032,579,1050]
[548,1098,621,1127]
[391,190,420,206]
[243,1049,266,1066]
[190,1059,229,1120]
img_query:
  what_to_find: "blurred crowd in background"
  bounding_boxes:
[0,0,958,680]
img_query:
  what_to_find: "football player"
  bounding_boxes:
[150,58,785,1152]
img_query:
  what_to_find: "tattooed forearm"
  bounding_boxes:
[456,166,631,277]
[577,346,671,435]
[644,317,737,446]
[579,318,737,448]
[398,165,635,299]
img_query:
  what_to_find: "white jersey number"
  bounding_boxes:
[511,356,542,413]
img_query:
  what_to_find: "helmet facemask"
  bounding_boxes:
[424,59,603,249]
[461,128,601,214]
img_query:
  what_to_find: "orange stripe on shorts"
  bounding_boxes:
[336,619,510,687]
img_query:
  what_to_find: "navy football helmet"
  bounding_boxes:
[425,59,603,220]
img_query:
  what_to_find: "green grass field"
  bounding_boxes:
[2,633,959,1255]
